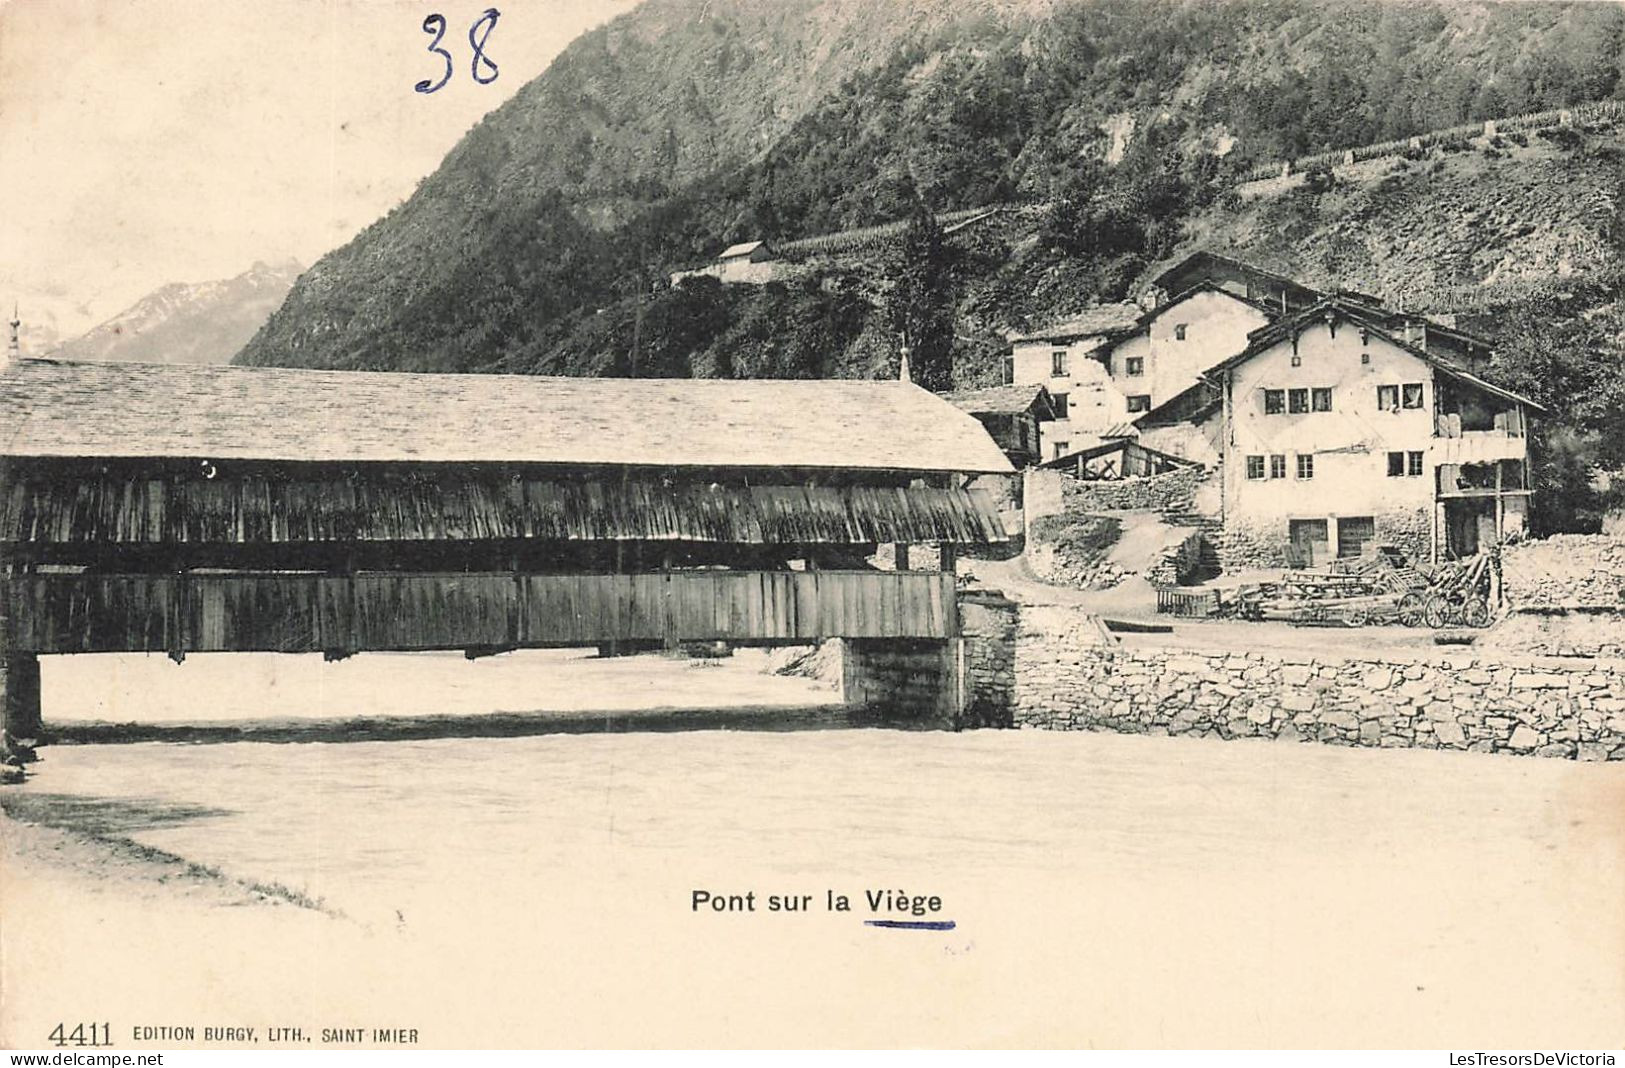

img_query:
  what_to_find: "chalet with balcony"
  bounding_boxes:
[1204,297,1542,566]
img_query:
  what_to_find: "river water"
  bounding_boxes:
[5,650,1624,1047]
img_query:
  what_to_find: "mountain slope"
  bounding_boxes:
[49,260,303,366]
[240,0,1046,372]
[236,0,1625,374]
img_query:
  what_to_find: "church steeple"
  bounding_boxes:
[4,303,18,368]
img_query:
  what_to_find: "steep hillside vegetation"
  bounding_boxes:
[237,0,1625,376]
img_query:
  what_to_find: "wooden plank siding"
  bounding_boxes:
[1,476,1006,549]
[5,570,959,654]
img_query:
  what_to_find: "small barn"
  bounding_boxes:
[945,383,1058,468]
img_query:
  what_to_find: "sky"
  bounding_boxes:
[0,0,634,346]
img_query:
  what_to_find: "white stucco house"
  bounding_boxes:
[1205,296,1543,566]
[1009,251,1542,566]
[1008,252,1345,459]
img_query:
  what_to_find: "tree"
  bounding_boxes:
[887,188,956,392]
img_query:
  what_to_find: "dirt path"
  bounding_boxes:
[964,552,1475,656]
[1102,510,1195,572]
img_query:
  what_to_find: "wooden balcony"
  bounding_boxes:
[4,569,959,655]
[1430,430,1527,466]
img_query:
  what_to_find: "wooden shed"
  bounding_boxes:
[945,383,1058,468]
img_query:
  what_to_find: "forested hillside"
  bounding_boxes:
[235,0,1625,529]
[237,0,1623,375]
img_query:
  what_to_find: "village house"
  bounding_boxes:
[1204,296,1543,567]
[1008,252,1543,566]
[1007,303,1144,458]
[1008,252,1346,459]
[668,240,779,286]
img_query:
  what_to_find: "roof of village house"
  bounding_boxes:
[945,383,1058,419]
[1206,298,1547,412]
[1009,302,1145,344]
[719,240,767,259]
[1085,281,1284,345]
[0,359,1014,472]
[1152,280,1282,321]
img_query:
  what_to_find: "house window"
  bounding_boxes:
[1264,389,1285,415]
[1387,451,1405,477]
[1407,450,1424,476]
[1312,387,1332,412]
[1052,440,1069,460]
[1174,324,1188,340]
[1402,383,1424,409]
[1051,392,1069,416]
[1296,454,1315,480]
[1269,454,1287,479]
[1125,356,1144,377]
[1378,384,1400,411]
[1126,394,1151,413]
[1051,350,1068,377]
[1361,352,1371,365]
[1246,455,1266,480]
[1288,388,1310,414]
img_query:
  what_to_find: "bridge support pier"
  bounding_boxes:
[2,653,42,742]
[840,590,1020,730]
[842,638,961,728]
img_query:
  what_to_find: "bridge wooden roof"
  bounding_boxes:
[0,360,1013,475]
[1,476,1008,546]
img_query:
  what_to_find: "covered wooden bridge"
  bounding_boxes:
[0,359,1013,736]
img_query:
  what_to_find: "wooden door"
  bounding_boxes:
[1289,519,1330,567]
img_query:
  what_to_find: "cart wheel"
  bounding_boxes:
[1397,593,1424,627]
[1344,608,1369,628]
[1462,597,1492,629]
[1422,594,1448,629]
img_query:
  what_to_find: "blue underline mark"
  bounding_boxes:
[863,919,957,931]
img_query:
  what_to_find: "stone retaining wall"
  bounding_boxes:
[960,594,1019,729]
[1062,466,1207,515]
[1147,530,1205,586]
[1502,534,1625,608]
[1007,620,1625,760]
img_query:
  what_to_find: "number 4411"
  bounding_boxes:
[416,8,501,94]
[49,1022,113,1047]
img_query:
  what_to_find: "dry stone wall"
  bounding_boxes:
[1502,534,1625,608]
[1062,466,1207,515]
[960,593,1019,729]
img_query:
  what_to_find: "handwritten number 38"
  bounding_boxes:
[415,8,500,94]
